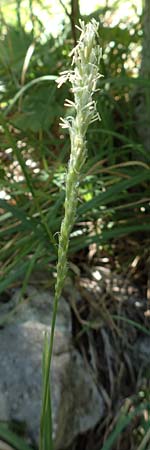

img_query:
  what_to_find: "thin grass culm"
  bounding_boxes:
[40,19,102,450]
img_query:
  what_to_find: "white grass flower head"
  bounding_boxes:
[55,19,102,301]
[57,19,102,137]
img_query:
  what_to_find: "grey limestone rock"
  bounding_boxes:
[0,286,104,449]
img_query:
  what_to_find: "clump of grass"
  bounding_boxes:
[40,19,102,450]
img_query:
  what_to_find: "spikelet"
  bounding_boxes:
[55,19,102,300]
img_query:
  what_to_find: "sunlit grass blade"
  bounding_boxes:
[69,221,150,253]
[78,170,150,216]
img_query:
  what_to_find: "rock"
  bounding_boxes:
[0,286,104,449]
[0,440,14,450]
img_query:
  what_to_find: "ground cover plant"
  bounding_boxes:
[0,0,149,299]
[0,1,150,450]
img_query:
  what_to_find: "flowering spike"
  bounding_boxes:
[40,21,102,443]
[55,19,102,300]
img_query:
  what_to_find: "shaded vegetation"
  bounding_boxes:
[0,1,150,449]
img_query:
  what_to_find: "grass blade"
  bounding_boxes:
[40,333,53,450]
[0,424,33,450]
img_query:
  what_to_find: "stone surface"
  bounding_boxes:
[0,286,104,449]
[0,440,14,450]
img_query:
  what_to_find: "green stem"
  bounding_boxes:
[39,291,59,450]
[40,135,85,444]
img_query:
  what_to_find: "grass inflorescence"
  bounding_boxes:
[40,19,102,450]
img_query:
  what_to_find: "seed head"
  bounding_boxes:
[57,19,102,136]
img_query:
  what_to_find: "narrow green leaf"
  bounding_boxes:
[40,333,53,450]
[5,76,57,115]
[112,315,150,336]
[0,424,33,450]
[100,403,150,450]
[78,170,150,216]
